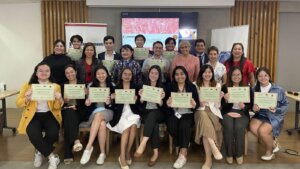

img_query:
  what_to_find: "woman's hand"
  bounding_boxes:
[55,92,63,103]
[224,93,229,101]
[167,97,172,107]
[85,98,92,106]
[253,104,260,112]
[105,95,111,105]
[239,102,245,109]
[227,112,242,118]
[200,101,206,107]
[191,98,196,108]
[220,91,225,98]
[138,89,143,97]
[25,89,32,102]
[161,91,165,100]
[269,107,276,113]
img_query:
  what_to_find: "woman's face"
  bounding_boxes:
[202,68,213,82]
[36,65,51,81]
[149,68,160,83]
[121,48,133,60]
[54,42,65,54]
[179,44,190,55]
[96,69,107,83]
[257,70,270,87]
[208,50,218,63]
[135,37,145,48]
[65,67,77,81]
[122,69,132,83]
[174,69,186,84]
[84,46,95,58]
[231,69,242,85]
[72,38,82,49]
[166,40,175,51]
[232,44,243,60]
[153,43,163,56]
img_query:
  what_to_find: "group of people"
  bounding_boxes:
[16,34,288,169]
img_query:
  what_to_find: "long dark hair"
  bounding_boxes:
[226,66,244,87]
[117,67,134,88]
[145,65,163,88]
[29,62,55,84]
[254,67,272,92]
[90,65,112,87]
[171,66,192,92]
[81,42,97,63]
[196,64,217,87]
[227,43,246,71]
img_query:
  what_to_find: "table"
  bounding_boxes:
[0,90,19,134]
[285,92,300,135]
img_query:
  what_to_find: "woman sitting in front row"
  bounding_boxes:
[250,67,288,161]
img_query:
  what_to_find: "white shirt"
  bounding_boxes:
[260,83,272,93]
[104,51,116,60]
[207,61,227,84]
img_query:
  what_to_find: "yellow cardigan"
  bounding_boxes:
[16,82,63,134]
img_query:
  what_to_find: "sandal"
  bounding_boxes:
[73,142,83,152]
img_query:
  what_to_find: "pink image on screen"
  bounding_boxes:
[122,18,179,34]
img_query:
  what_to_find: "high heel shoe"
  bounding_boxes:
[261,154,275,161]
[118,157,129,169]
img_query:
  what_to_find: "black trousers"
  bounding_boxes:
[26,112,60,157]
[141,109,165,149]
[221,111,249,157]
[62,107,85,159]
[167,113,194,148]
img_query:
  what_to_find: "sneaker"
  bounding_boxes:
[80,146,93,165]
[48,154,60,169]
[34,151,43,167]
[261,153,275,161]
[226,157,233,164]
[236,156,244,165]
[173,154,187,169]
[96,153,106,165]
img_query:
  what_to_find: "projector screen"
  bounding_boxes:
[121,12,198,49]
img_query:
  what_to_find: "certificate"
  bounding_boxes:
[67,48,82,61]
[199,87,220,102]
[134,48,149,60]
[254,92,278,109]
[102,60,116,74]
[163,51,176,61]
[64,84,85,99]
[31,84,55,101]
[141,85,163,104]
[227,87,250,103]
[89,87,110,103]
[115,89,136,104]
[148,59,164,70]
[171,92,192,108]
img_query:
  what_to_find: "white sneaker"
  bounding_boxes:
[261,153,275,161]
[96,153,106,165]
[173,154,187,169]
[80,146,93,165]
[273,141,280,153]
[48,154,60,169]
[34,151,43,167]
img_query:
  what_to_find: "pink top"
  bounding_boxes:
[171,54,200,82]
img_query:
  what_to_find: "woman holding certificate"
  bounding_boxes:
[165,66,200,169]
[194,64,223,169]
[80,66,114,165]
[61,64,87,164]
[16,62,63,169]
[134,65,166,167]
[224,43,256,86]
[111,45,142,85]
[249,67,288,161]
[76,42,102,85]
[221,67,253,164]
[107,67,141,169]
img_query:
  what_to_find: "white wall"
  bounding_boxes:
[0,2,43,108]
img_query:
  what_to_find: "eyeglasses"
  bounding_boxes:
[287,91,299,96]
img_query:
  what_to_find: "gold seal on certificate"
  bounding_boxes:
[227,87,250,103]
[102,60,116,74]
[163,51,176,61]
[115,89,136,104]
[64,84,85,99]
[199,87,220,102]
[89,87,110,103]
[148,59,164,70]
[31,84,55,101]
[254,92,278,109]
[134,48,149,60]
[171,92,192,108]
[141,85,163,104]
[67,48,82,61]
